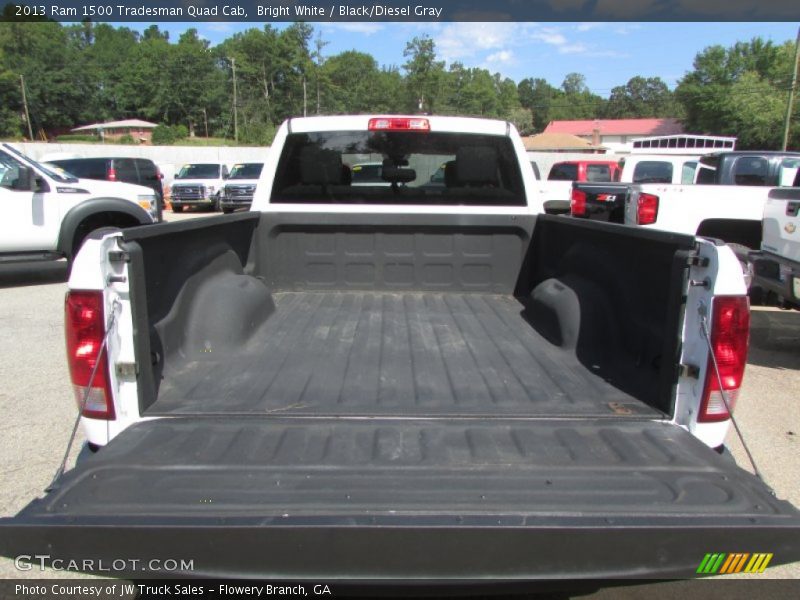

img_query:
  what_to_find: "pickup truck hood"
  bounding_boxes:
[72,178,155,199]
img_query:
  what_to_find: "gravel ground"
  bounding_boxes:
[0,210,797,594]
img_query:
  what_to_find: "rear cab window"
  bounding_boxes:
[732,156,769,186]
[548,163,578,181]
[270,130,525,206]
[632,161,673,184]
[585,164,611,182]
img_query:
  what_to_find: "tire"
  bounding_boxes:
[172,203,184,213]
[211,194,221,212]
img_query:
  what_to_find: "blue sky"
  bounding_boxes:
[131,21,799,96]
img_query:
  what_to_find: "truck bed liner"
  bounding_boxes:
[152,291,660,418]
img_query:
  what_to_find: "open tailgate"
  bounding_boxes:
[2,417,799,580]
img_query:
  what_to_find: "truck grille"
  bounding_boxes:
[224,184,256,199]
[172,185,204,200]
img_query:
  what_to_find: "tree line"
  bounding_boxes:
[0,21,797,149]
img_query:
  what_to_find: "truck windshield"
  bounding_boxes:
[176,164,220,179]
[1,143,77,183]
[270,131,525,206]
[228,163,263,179]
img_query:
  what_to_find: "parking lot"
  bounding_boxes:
[0,209,798,586]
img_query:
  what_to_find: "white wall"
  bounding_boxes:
[14,142,271,185]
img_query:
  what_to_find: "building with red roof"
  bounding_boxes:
[543,118,685,152]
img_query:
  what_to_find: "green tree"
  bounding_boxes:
[0,21,94,133]
[518,78,559,131]
[606,76,679,118]
[676,37,799,149]
[403,35,445,113]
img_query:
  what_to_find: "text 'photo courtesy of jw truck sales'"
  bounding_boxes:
[1,115,798,583]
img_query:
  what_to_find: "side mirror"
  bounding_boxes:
[13,166,37,191]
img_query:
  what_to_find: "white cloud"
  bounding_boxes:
[434,23,532,63]
[486,50,514,64]
[576,23,603,32]
[558,43,589,54]
[531,28,568,46]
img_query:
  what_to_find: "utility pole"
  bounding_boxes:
[231,57,238,143]
[19,75,33,141]
[302,75,307,117]
[782,27,800,151]
[202,108,209,139]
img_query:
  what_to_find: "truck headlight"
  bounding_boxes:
[137,194,157,217]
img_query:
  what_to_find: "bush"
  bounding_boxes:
[173,124,188,139]
[117,134,135,144]
[151,124,176,145]
[55,134,99,143]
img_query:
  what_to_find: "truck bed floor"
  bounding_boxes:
[152,292,660,419]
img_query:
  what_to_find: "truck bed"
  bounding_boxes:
[154,291,660,418]
[127,213,693,421]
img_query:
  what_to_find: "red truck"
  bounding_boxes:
[547,160,621,183]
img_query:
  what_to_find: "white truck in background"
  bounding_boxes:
[1,116,798,582]
[547,154,700,216]
[0,143,156,269]
[749,183,800,308]
[169,162,230,213]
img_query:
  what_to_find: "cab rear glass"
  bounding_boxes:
[270,131,525,206]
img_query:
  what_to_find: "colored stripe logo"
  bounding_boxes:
[697,553,773,574]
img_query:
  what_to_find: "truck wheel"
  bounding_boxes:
[172,203,184,213]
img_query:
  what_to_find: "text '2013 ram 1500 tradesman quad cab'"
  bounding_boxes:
[1,116,798,582]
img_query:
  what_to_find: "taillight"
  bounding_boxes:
[636,192,659,225]
[107,166,117,181]
[571,189,587,216]
[368,117,430,131]
[65,291,115,420]
[698,296,750,423]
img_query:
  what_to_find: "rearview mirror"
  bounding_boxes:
[382,167,416,184]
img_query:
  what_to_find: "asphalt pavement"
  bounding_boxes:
[0,209,797,593]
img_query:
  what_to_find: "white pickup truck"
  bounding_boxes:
[1,116,798,582]
[547,154,700,216]
[169,162,230,213]
[0,144,157,269]
[749,182,800,308]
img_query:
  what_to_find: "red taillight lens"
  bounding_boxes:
[65,291,115,420]
[107,166,117,181]
[698,296,750,423]
[570,189,587,216]
[637,192,659,225]
[368,117,430,131]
